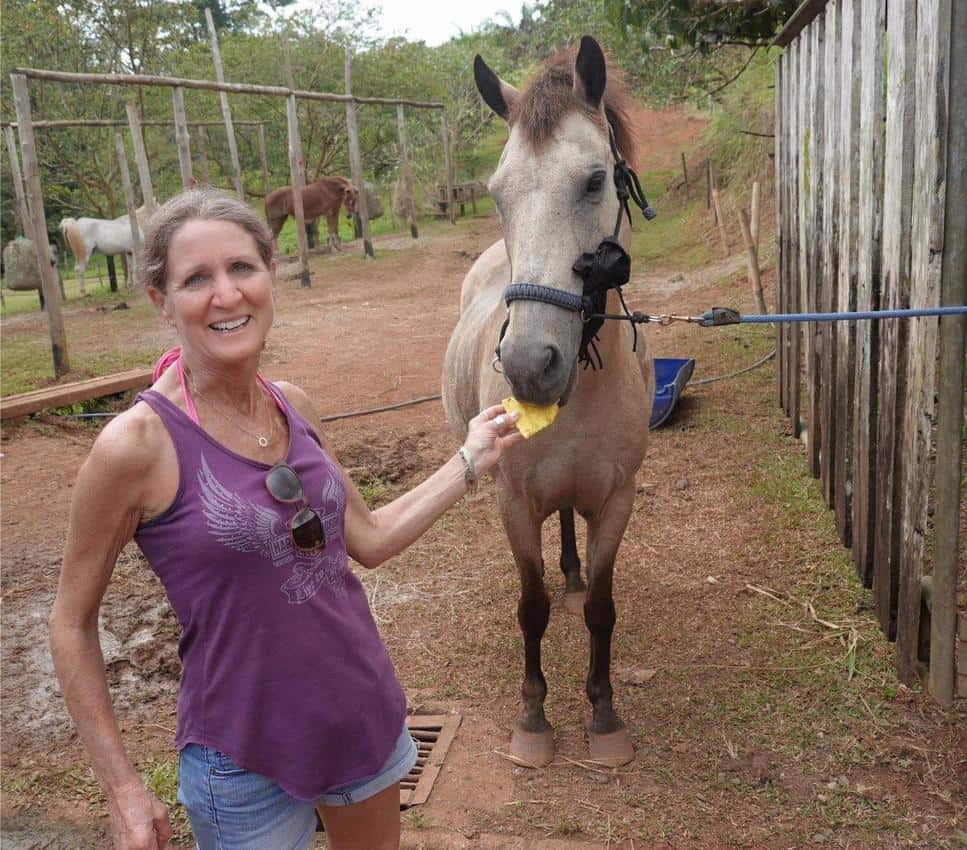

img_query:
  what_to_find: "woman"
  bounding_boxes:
[49,188,521,850]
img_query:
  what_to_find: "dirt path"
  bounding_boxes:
[2,111,964,849]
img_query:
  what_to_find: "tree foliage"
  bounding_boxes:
[605,0,800,51]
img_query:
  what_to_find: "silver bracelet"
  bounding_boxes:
[457,446,478,495]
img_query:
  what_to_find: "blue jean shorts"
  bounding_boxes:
[177,725,417,850]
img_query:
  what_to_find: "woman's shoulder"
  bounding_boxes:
[87,397,171,478]
[272,381,332,451]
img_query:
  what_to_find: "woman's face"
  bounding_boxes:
[150,219,275,368]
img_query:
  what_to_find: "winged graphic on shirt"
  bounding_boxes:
[197,453,348,602]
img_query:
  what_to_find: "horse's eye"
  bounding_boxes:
[586,172,606,195]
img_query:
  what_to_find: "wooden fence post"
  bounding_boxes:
[4,124,35,242]
[257,123,270,198]
[738,208,766,314]
[789,38,803,440]
[285,95,311,287]
[172,86,194,189]
[204,6,245,200]
[711,188,729,256]
[11,74,69,376]
[929,0,966,707]
[853,0,886,605]
[441,110,456,225]
[125,102,156,215]
[819,0,840,512]
[834,0,862,553]
[114,133,143,288]
[195,125,211,185]
[396,104,418,239]
[750,179,760,251]
[344,47,373,257]
[896,0,952,684]
[775,56,786,412]
[874,0,916,623]
[681,152,689,198]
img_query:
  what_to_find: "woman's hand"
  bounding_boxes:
[107,781,171,850]
[462,404,524,477]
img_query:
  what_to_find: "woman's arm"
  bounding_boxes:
[278,383,521,568]
[49,412,172,850]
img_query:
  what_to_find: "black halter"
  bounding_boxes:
[497,125,656,370]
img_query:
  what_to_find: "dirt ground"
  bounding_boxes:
[2,107,965,849]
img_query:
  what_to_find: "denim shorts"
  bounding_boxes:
[177,725,417,850]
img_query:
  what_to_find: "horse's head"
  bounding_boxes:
[475,36,636,406]
[342,182,359,219]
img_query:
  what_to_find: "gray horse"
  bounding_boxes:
[443,37,654,767]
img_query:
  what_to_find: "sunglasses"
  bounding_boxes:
[265,462,327,551]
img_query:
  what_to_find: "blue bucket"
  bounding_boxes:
[649,357,696,429]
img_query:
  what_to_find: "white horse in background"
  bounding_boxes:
[59,209,146,294]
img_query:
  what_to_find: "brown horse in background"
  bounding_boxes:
[264,176,359,252]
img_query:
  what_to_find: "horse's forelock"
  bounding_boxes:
[508,48,637,165]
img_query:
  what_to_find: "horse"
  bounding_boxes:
[59,209,145,295]
[442,37,655,768]
[264,176,359,252]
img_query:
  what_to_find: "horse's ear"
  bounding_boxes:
[573,35,606,110]
[474,55,518,121]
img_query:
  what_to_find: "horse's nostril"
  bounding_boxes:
[542,345,561,379]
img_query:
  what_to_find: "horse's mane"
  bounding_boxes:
[508,47,637,166]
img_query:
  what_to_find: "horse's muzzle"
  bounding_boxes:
[499,338,569,406]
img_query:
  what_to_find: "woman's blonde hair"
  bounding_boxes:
[140,187,274,293]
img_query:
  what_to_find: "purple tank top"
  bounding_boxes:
[133,386,406,800]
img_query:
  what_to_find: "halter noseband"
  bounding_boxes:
[498,124,656,370]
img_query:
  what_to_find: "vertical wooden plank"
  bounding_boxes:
[396,104,419,240]
[204,7,244,200]
[344,48,373,258]
[929,0,966,707]
[775,54,787,413]
[196,124,211,185]
[853,0,886,593]
[285,95,311,288]
[835,0,861,550]
[875,0,917,629]
[171,87,194,189]
[789,38,802,439]
[125,102,156,216]
[114,133,142,288]
[441,110,456,225]
[257,123,270,199]
[819,1,839,509]
[896,0,952,683]
[805,18,824,479]
[11,74,69,375]
[4,124,35,242]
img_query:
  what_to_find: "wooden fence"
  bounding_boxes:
[774,0,965,705]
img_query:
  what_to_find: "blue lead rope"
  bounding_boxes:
[698,305,967,327]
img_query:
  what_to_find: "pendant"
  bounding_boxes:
[258,436,269,448]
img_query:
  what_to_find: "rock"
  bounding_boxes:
[674,477,689,491]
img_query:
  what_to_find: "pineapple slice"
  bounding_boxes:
[501,396,559,439]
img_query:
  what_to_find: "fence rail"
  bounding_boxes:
[774,0,965,704]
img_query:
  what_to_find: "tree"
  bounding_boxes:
[605,0,800,52]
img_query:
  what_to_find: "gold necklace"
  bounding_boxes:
[189,376,275,448]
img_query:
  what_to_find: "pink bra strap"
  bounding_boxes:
[176,357,201,424]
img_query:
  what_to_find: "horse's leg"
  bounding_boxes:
[584,484,636,766]
[559,508,585,616]
[327,213,341,252]
[76,256,87,296]
[501,499,554,767]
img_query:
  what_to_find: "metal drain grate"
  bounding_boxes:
[399,713,461,808]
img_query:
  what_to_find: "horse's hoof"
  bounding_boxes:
[510,726,555,768]
[564,591,586,617]
[587,727,635,766]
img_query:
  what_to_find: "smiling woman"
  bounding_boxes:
[47,187,524,850]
